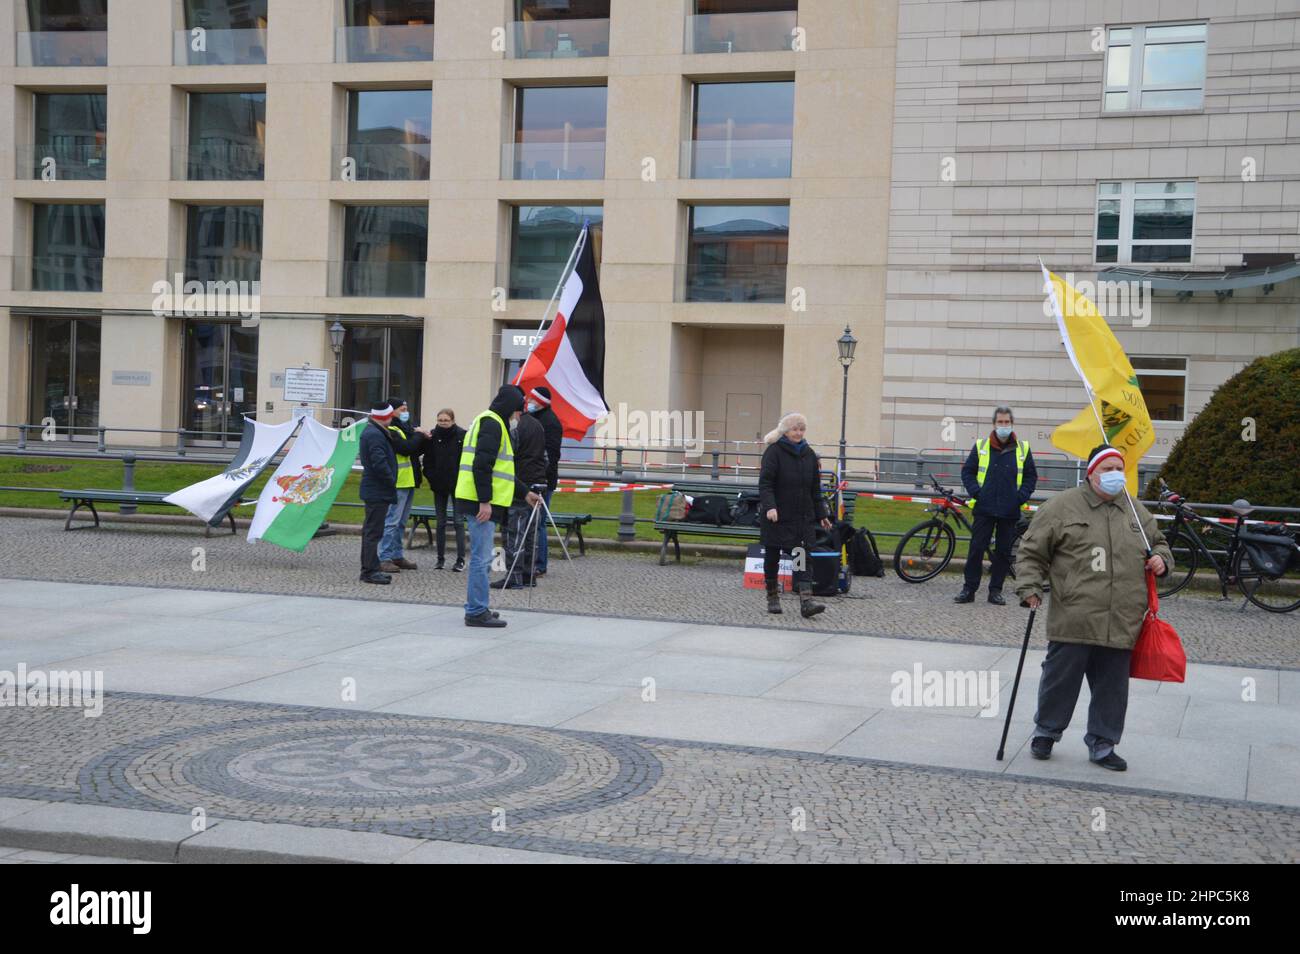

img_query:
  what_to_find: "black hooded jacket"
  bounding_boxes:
[531,406,563,493]
[422,422,466,493]
[454,386,529,522]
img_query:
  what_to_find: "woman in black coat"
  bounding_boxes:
[421,408,467,570]
[758,412,833,617]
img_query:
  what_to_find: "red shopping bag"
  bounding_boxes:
[1130,570,1186,682]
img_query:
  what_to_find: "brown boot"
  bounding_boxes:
[392,557,418,570]
[379,561,401,573]
[798,583,826,618]
[765,580,782,614]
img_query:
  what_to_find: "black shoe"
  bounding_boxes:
[1092,751,1127,772]
[359,572,392,585]
[465,611,507,628]
[1030,737,1054,760]
[490,576,526,590]
[451,559,465,573]
[435,557,445,570]
[988,591,1006,606]
[954,589,975,604]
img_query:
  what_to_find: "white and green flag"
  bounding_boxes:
[164,418,298,527]
[247,417,363,552]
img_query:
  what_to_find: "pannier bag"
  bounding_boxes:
[1241,524,1297,579]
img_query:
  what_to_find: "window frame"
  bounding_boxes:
[1129,355,1188,424]
[1095,180,1196,266]
[1103,22,1207,113]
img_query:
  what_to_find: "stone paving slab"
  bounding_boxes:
[0,694,1296,863]
[2,516,1296,668]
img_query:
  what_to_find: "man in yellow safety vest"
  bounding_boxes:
[956,406,1038,605]
[378,397,428,574]
[454,385,538,628]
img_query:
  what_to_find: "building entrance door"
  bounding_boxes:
[183,321,259,446]
[724,392,763,445]
[29,317,101,440]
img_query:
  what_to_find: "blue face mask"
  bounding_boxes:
[398,412,410,423]
[1098,470,1127,495]
[995,426,1012,441]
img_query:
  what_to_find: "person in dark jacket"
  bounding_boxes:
[956,406,1039,605]
[493,398,549,589]
[758,412,833,618]
[378,397,428,573]
[358,404,399,585]
[455,385,538,627]
[527,387,563,576]
[421,408,466,571]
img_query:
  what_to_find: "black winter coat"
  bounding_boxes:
[960,433,1038,519]
[453,386,528,523]
[359,420,398,504]
[758,438,830,552]
[422,423,466,493]
[511,413,549,503]
[532,407,563,493]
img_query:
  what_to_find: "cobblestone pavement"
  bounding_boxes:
[2,693,1297,863]
[1,516,1296,669]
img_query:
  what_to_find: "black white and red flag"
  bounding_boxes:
[514,225,609,439]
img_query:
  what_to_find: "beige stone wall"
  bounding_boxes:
[886,0,1300,465]
[0,0,897,454]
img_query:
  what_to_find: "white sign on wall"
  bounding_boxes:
[283,367,329,403]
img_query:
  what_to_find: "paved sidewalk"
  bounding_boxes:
[1,515,1297,668]
[1,578,1297,862]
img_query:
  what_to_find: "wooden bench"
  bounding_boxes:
[58,490,241,534]
[653,481,859,566]
[406,504,594,556]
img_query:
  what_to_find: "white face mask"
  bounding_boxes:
[1097,470,1127,495]
[526,402,540,414]
[995,426,1012,441]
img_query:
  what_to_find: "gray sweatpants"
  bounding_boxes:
[1032,641,1132,760]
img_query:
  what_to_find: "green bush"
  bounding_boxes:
[1156,348,1300,506]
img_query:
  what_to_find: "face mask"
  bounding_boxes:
[1097,471,1127,495]
[398,412,410,423]
[526,402,540,414]
[995,426,1012,441]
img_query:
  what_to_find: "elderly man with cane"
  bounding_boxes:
[1006,444,1172,771]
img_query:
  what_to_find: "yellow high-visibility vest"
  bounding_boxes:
[454,410,515,508]
[967,438,1031,510]
[387,425,416,489]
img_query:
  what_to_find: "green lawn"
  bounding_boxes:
[0,455,958,547]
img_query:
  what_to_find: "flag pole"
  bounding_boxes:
[515,223,589,388]
[1044,260,1152,554]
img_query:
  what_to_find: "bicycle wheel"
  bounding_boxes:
[1233,542,1300,613]
[1158,526,1199,598]
[894,519,956,583]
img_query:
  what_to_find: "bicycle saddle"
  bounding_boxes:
[1229,498,1254,517]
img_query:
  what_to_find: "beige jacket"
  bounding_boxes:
[1014,483,1173,650]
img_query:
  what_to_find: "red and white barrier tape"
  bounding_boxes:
[555,479,672,494]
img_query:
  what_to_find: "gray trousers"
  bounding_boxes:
[1033,641,1132,760]
[504,502,538,581]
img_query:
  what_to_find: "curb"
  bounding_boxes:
[0,797,614,864]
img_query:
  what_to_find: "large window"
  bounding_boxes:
[510,1,610,59]
[340,89,431,181]
[19,0,107,66]
[338,0,434,62]
[508,86,607,180]
[30,203,104,291]
[184,92,266,181]
[339,206,428,297]
[338,324,424,421]
[1103,23,1206,112]
[689,81,793,179]
[1096,181,1195,264]
[508,205,602,299]
[685,205,788,303]
[1131,356,1187,423]
[184,205,264,283]
[178,0,268,65]
[686,0,798,54]
[29,92,106,180]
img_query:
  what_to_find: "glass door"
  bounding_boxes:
[184,321,258,445]
[29,317,101,439]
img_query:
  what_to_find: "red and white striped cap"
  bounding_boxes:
[1086,446,1124,476]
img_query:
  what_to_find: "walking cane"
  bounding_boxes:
[996,606,1037,761]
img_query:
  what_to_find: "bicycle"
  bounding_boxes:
[893,475,1031,583]
[1155,483,1300,613]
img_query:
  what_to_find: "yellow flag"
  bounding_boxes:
[1041,264,1154,495]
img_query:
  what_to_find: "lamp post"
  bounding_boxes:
[329,321,345,427]
[837,326,858,510]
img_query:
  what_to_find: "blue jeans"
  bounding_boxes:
[535,488,554,572]
[464,512,497,618]
[379,488,414,561]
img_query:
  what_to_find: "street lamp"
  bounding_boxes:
[837,326,858,510]
[329,321,345,426]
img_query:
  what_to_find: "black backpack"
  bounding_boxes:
[848,527,885,577]
[686,494,736,526]
[729,493,763,528]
